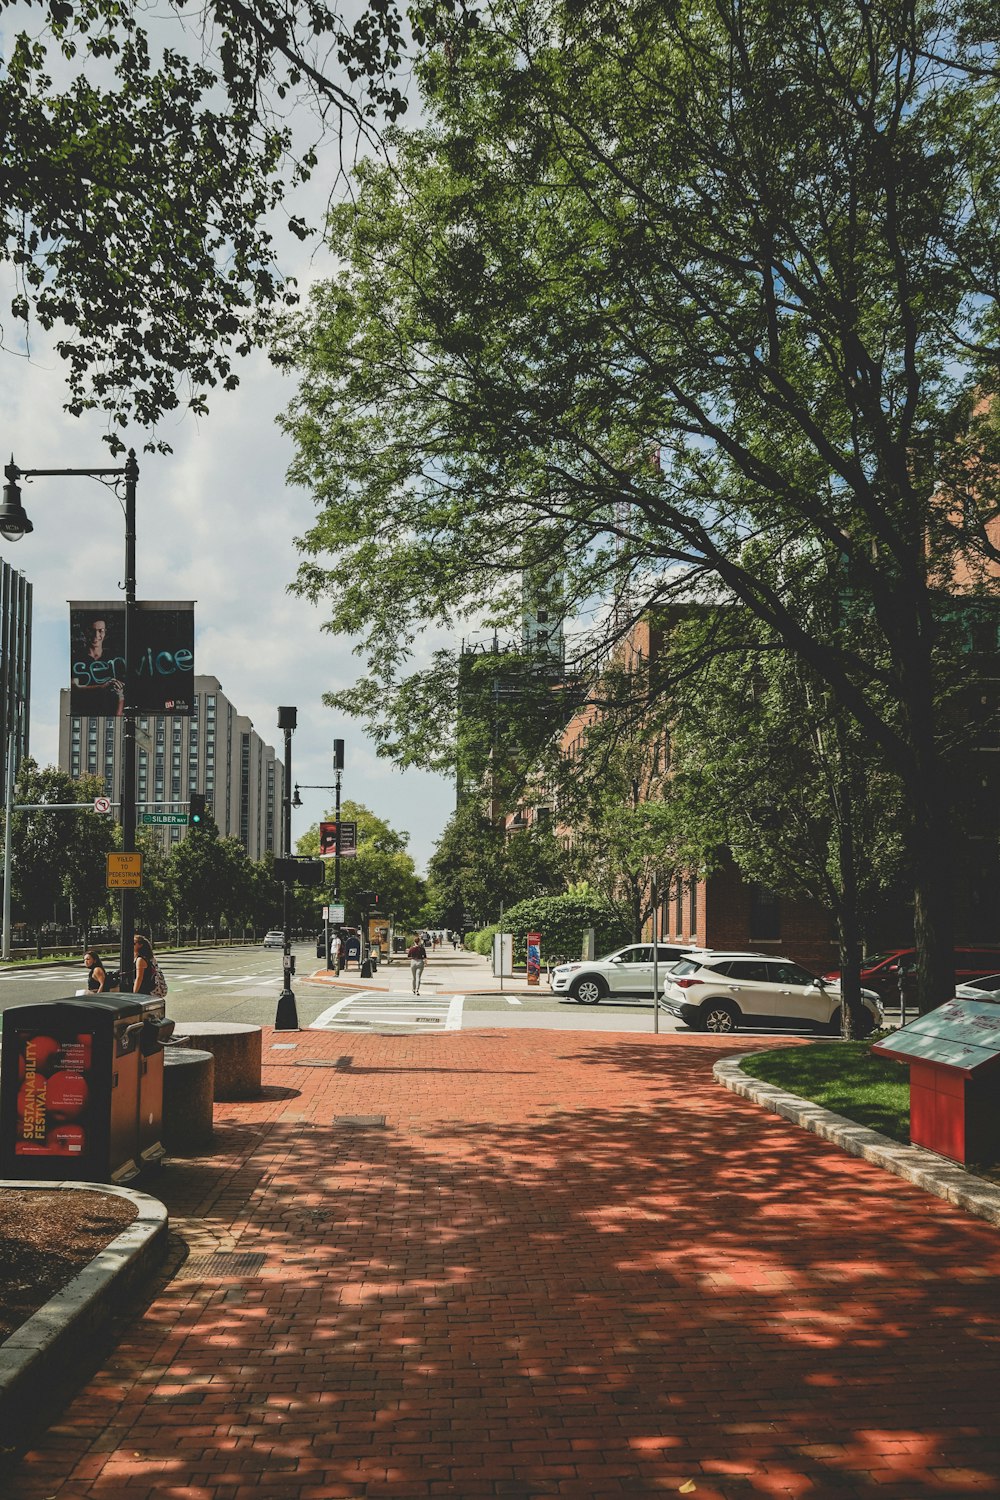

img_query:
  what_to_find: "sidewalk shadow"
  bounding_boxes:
[7,1035,1000,1498]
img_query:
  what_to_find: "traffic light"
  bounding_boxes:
[189,793,206,827]
[356,891,379,909]
[333,738,345,770]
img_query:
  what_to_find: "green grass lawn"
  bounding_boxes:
[738,1040,910,1144]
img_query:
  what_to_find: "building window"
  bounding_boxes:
[749,885,781,941]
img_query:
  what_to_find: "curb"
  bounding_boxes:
[714,1055,1000,1229]
[0,1180,168,1430]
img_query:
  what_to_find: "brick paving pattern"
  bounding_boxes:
[6,1028,1000,1498]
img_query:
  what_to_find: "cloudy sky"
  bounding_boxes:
[0,83,457,873]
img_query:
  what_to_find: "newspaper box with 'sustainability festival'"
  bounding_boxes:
[873,999,1000,1165]
[0,996,169,1183]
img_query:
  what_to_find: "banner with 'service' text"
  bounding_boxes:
[70,601,195,715]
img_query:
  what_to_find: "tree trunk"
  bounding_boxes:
[832,717,867,1038]
[836,906,866,1039]
[899,643,955,1015]
[911,791,955,1014]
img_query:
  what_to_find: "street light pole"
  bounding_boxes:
[334,763,342,973]
[291,737,345,973]
[120,451,139,987]
[275,706,298,1029]
[0,452,140,985]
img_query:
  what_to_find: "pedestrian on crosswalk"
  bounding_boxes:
[407,937,427,994]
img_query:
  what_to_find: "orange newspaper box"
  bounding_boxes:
[873,1000,1000,1165]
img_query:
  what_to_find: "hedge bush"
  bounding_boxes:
[498,894,628,965]
[465,924,498,956]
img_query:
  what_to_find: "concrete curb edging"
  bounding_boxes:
[714,1055,1000,1230]
[0,1179,168,1430]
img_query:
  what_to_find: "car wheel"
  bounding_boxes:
[572,975,607,1005]
[699,998,739,1033]
[827,1006,843,1036]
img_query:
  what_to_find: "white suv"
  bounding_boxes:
[551,944,697,1004]
[661,951,883,1035]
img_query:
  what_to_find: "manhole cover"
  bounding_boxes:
[174,1251,267,1280]
[333,1114,387,1128]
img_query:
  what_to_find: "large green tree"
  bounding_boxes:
[283,0,1000,1011]
[60,772,121,942]
[664,608,910,1034]
[0,0,475,446]
[6,760,118,952]
[296,799,425,927]
[424,801,564,929]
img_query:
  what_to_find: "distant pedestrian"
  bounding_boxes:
[330,932,342,972]
[407,937,427,995]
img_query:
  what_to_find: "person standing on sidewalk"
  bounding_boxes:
[83,950,113,993]
[132,934,160,995]
[407,936,427,994]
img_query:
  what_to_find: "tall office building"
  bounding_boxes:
[58,674,282,859]
[0,557,32,798]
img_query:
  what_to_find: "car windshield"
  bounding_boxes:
[862,952,903,969]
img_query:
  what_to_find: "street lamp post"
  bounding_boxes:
[0,452,140,985]
[292,737,345,972]
[275,706,298,1030]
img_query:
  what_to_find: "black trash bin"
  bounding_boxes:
[0,997,147,1183]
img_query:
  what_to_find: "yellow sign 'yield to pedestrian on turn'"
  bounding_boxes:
[106,851,143,889]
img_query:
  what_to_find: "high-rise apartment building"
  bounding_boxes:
[58,674,282,859]
[0,557,32,797]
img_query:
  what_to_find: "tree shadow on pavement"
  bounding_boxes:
[6,1030,1000,1499]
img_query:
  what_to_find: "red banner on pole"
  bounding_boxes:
[526,931,542,986]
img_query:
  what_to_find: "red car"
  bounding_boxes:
[824,947,1000,1002]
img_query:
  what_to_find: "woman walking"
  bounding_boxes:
[407,936,427,995]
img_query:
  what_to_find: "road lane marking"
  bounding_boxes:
[310,994,370,1028]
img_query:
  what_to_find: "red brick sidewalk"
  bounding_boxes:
[7,1029,1000,1499]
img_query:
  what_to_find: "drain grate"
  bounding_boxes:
[174,1251,267,1280]
[333,1114,387,1128]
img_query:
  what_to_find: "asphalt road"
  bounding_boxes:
[0,943,858,1037]
[0,941,686,1032]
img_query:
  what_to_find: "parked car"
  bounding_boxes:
[824,947,1000,1003]
[955,973,1000,1002]
[262,930,284,949]
[550,944,698,1004]
[661,951,883,1035]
